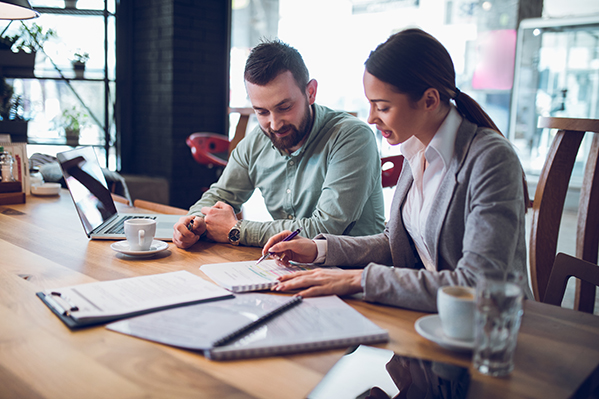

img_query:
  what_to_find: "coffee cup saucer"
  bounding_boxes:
[414,314,474,352]
[110,240,169,257]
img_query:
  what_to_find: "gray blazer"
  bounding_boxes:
[319,118,531,312]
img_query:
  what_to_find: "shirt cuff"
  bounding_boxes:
[313,238,327,264]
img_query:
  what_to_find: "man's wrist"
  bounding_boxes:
[228,220,242,245]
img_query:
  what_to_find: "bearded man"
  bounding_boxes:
[173,39,385,248]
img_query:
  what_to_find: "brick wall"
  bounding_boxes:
[117,0,230,209]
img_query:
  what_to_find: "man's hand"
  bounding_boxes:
[173,215,206,249]
[201,201,238,243]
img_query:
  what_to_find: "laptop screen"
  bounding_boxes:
[57,147,118,236]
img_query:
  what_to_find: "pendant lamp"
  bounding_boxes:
[0,0,39,20]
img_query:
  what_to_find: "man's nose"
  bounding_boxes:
[269,114,285,132]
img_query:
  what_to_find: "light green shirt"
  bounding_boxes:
[189,104,386,247]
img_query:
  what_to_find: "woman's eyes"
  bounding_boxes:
[377,107,389,113]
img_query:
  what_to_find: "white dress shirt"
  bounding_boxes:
[313,105,462,266]
[401,105,461,271]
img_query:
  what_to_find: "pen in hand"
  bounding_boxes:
[187,218,194,231]
[255,228,302,265]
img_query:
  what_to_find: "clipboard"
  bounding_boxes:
[36,270,234,329]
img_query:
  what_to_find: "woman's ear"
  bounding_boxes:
[422,88,440,111]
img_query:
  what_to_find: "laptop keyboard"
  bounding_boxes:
[105,215,157,234]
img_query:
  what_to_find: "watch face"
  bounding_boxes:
[228,228,240,243]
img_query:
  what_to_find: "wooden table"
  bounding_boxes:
[1,190,598,399]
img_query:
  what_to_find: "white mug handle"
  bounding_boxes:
[138,229,145,246]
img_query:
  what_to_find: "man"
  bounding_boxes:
[173,39,385,248]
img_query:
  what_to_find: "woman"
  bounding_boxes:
[263,28,532,312]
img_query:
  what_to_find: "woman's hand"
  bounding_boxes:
[263,230,318,264]
[273,268,364,298]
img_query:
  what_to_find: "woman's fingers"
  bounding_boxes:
[263,230,293,254]
[273,269,363,297]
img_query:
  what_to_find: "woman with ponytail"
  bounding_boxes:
[262,28,532,312]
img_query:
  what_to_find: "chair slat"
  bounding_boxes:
[531,116,599,313]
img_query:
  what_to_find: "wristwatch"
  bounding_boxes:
[228,220,242,245]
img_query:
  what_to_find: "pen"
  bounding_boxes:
[255,228,302,265]
[187,218,194,231]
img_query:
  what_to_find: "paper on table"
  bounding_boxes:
[200,259,324,292]
[107,293,302,350]
[40,270,232,322]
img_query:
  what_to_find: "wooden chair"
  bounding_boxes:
[133,199,187,215]
[529,117,599,313]
[111,193,130,206]
[543,253,599,314]
[186,107,254,168]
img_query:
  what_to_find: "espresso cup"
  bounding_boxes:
[124,219,156,251]
[437,286,476,341]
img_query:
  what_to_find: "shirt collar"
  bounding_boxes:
[400,105,462,168]
[426,105,461,170]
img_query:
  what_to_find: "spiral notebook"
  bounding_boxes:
[199,259,323,292]
[108,294,388,361]
[206,295,389,361]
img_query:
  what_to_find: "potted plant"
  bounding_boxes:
[0,77,29,142]
[71,51,89,79]
[59,106,89,147]
[0,23,57,78]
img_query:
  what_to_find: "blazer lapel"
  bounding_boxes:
[424,119,478,268]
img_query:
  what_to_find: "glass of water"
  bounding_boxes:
[473,270,524,377]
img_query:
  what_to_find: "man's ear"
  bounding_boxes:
[306,79,318,105]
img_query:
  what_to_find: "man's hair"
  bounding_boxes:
[244,38,309,90]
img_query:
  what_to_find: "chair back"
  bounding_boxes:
[186,108,254,168]
[381,155,404,188]
[543,253,599,314]
[530,117,599,312]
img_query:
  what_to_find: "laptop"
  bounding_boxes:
[57,147,181,241]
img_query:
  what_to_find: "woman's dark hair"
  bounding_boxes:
[366,28,529,208]
[244,38,309,91]
[365,28,500,131]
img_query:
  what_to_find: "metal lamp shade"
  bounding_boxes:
[0,0,39,20]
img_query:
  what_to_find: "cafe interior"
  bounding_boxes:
[1,0,599,398]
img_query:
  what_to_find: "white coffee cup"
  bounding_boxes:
[437,286,476,341]
[124,219,156,251]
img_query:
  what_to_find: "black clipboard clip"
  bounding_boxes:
[45,291,79,317]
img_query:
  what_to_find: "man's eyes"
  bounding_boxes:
[255,105,292,116]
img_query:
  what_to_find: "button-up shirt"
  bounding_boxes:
[401,105,461,271]
[189,103,386,247]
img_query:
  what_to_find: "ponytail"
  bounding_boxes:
[453,89,530,210]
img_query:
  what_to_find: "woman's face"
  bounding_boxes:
[363,71,426,146]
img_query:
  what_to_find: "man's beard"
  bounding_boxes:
[263,102,312,152]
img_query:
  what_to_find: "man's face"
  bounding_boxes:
[246,71,316,153]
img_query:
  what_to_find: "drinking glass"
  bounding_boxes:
[473,270,524,377]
